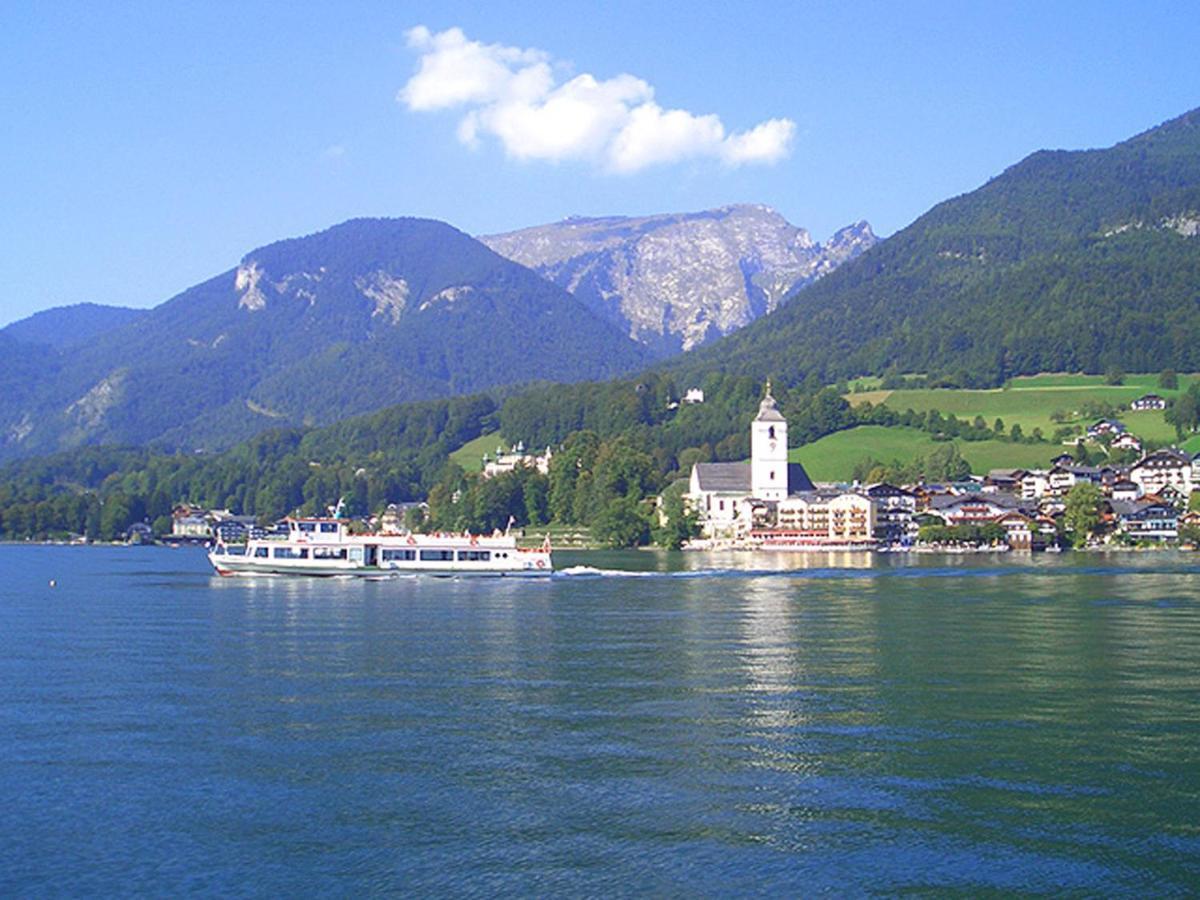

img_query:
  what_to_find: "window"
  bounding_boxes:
[312,547,347,560]
[254,547,269,558]
[298,522,317,533]
[768,425,775,439]
[226,546,246,556]
[770,470,775,481]
[319,522,339,533]
[381,549,416,562]
[419,549,455,562]
[457,550,491,561]
[273,547,309,559]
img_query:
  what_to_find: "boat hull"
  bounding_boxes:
[209,555,553,578]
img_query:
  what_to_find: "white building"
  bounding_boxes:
[481,442,553,478]
[686,385,818,538]
[1130,449,1193,497]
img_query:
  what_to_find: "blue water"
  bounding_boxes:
[2,545,1199,894]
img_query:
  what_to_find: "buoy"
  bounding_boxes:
[49,579,56,588]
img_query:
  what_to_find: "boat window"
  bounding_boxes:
[457,550,491,561]
[319,522,339,533]
[381,549,416,561]
[273,547,309,559]
[298,522,317,533]
[312,547,348,560]
[419,549,455,562]
[226,546,246,556]
[254,547,269,558]
[213,545,225,555]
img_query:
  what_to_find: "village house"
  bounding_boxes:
[995,511,1040,550]
[984,469,1027,493]
[1048,464,1102,496]
[170,505,213,540]
[1111,433,1143,453]
[1111,500,1179,541]
[1086,419,1126,440]
[1110,479,1141,501]
[762,490,875,546]
[1020,469,1051,500]
[1130,394,1167,411]
[926,492,1033,526]
[1130,448,1193,497]
[481,442,553,478]
[865,483,917,543]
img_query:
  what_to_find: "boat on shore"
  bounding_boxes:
[207,517,553,577]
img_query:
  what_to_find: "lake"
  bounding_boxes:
[2,545,1198,894]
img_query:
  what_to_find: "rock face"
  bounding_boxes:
[482,205,877,354]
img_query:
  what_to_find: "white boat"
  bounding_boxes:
[207,517,553,577]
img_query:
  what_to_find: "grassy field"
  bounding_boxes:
[448,431,503,473]
[790,426,1069,481]
[847,373,1195,447]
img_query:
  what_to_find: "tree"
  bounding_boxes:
[1159,369,1179,390]
[653,484,700,550]
[592,497,650,548]
[922,443,971,482]
[1104,366,1125,386]
[1166,383,1200,439]
[1063,482,1104,548]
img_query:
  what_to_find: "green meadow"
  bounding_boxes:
[789,426,1059,481]
[448,430,504,473]
[849,373,1195,446]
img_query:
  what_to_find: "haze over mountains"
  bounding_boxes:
[483,205,876,354]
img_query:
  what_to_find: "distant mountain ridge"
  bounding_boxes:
[481,205,877,355]
[1,303,145,349]
[0,218,649,459]
[666,108,1200,386]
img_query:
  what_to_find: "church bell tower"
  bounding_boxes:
[751,382,788,501]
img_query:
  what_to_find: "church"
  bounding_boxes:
[686,385,815,537]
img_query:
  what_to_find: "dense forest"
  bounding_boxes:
[667,107,1200,387]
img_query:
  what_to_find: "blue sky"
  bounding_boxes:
[1,1,1197,327]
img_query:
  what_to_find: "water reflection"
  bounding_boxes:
[4,547,1200,893]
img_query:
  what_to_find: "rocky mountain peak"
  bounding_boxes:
[481,205,877,354]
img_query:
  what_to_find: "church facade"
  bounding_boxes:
[686,386,875,544]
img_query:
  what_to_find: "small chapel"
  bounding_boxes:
[685,384,816,537]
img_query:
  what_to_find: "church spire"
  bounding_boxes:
[755,380,785,422]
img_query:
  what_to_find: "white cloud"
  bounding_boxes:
[398,26,795,174]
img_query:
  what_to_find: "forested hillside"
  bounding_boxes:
[0,303,146,349]
[0,218,649,461]
[668,107,1200,386]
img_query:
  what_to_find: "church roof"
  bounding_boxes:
[754,390,786,422]
[693,462,751,492]
[786,463,815,493]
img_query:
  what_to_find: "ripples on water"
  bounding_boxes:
[1,546,1198,894]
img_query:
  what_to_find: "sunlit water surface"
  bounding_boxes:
[2,545,1199,894]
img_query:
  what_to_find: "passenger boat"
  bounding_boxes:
[207,517,553,577]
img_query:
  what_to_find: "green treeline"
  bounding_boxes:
[0,367,1068,544]
[0,395,495,541]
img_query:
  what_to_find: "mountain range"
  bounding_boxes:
[0,218,650,459]
[667,108,1200,387]
[482,205,876,355]
[5,106,1200,465]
